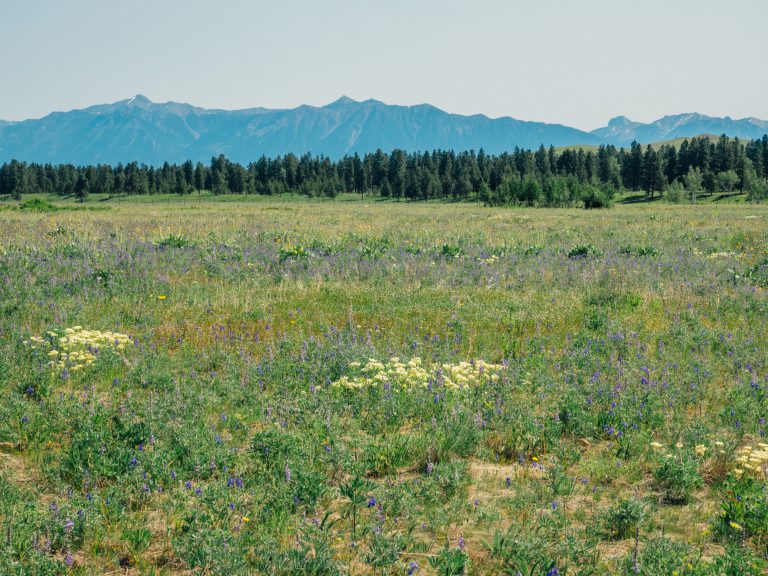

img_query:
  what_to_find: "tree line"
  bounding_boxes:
[1,134,767,207]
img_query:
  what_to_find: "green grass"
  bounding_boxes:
[1,198,767,574]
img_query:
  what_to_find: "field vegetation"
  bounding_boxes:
[1,197,767,574]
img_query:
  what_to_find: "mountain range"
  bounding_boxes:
[1,95,767,165]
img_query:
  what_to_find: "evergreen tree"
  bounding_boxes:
[74,173,89,202]
[642,146,665,197]
[625,141,644,190]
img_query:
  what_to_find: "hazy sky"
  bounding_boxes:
[2,0,766,129]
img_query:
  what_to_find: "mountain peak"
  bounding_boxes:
[607,115,633,126]
[125,94,153,109]
[326,95,358,107]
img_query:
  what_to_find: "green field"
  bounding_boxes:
[1,198,767,575]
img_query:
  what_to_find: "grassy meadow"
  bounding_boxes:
[1,196,767,575]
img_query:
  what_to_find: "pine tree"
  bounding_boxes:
[626,141,644,190]
[642,146,665,198]
[74,173,89,202]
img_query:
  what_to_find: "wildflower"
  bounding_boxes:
[242,516,250,523]
[158,295,167,300]
[367,496,377,508]
[729,521,743,531]
[408,561,420,575]
[694,444,707,456]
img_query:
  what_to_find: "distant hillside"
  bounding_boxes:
[0,96,766,165]
[591,113,768,146]
[557,134,724,153]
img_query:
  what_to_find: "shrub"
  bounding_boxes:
[713,477,768,549]
[20,198,59,212]
[582,183,615,209]
[567,244,600,258]
[597,499,645,540]
[429,542,468,575]
[653,453,703,504]
[622,536,689,575]
[619,245,660,257]
[156,234,195,249]
[665,181,687,203]
[440,244,462,258]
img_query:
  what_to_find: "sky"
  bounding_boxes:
[1,0,766,130]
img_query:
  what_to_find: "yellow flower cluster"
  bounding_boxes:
[279,244,306,260]
[332,357,504,391]
[732,443,768,479]
[25,326,131,373]
[477,254,499,265]
[649,441,708,458]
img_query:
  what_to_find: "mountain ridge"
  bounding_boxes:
[1,95,766,165]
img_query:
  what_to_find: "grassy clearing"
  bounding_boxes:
[1,199,767,574]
